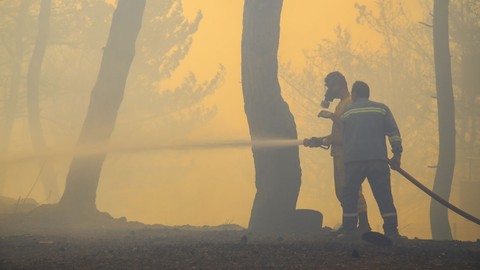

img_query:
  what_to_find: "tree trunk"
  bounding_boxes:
[241,0,321,233]
[26,0,60,203]
[0,0,32,194]
[431,0,455,240]
[59,0,146,212]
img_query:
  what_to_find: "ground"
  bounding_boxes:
[1,222,479,269]
[0,201,478,269]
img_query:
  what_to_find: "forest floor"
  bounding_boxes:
[1,215,479,270]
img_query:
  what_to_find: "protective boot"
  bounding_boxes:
[357,211,371,234]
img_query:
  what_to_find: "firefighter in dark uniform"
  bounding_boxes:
[339,81,404,239]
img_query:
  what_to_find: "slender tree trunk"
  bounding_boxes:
[0,0,32,194]
[431,0,455,240]
[26,0,60,203]
[242,0,318,233]
[59,0,146,212]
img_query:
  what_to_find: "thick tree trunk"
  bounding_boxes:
[242,0,321,233]
[431,0,455,240]
[26,0,60,203]
[0,0,32,194]
[59,0,146,212]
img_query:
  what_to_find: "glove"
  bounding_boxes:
[389,155,401,170]
[303,137,324,147]
[318,110,334,119]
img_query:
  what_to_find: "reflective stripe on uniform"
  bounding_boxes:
[341,107,387,120]
[343,213,359,218]
[382,212,397,218]
[388,135,402,143]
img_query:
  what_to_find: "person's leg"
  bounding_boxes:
[341,162,366,232]
[333,157,344,204]
[366,161,398,236]
[357,185,370,232]
[336,156,370,232]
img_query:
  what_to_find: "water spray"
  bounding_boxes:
[2,139,303,164]
[111,139,303,153]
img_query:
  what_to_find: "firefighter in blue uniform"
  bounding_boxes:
[339,81,404,239]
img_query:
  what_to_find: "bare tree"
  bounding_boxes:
[26,0,59,203]
[431,0,455,240]
[0,0,32,194]
[58,0,146,215]
[241,0,322,233]
[1,0,220,217]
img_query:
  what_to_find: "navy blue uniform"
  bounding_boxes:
[340,97,402,235]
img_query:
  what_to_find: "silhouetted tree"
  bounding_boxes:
[58,0,146,213]
[431,0,455,240]
[242,0,322,233]
[0,0,32,194]
[26,0,59,203]
[1,0,220,214]
[0,0,113,201]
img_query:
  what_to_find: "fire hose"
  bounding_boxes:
[307,139,480,225]
[388,160,480,226]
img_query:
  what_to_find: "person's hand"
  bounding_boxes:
[322,137,331,146]
[303,137,324,147]
[303,138,311,147]
[318,110,334,119]
[389,155,401,170]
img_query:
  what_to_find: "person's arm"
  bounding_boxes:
[322,133,342,146]
[385,106,403,169]
[318,110,343,145]
[318,110,336,121]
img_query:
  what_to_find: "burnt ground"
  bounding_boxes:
[0,202,479,269]
[1,224,479,270]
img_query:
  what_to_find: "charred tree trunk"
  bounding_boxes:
[241,0,321,233]
[59,0,146,212]
[26,0,59,203]
[431,0,455,240]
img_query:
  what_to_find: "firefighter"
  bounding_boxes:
[303,71,371,233]
[339,80,404,239]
